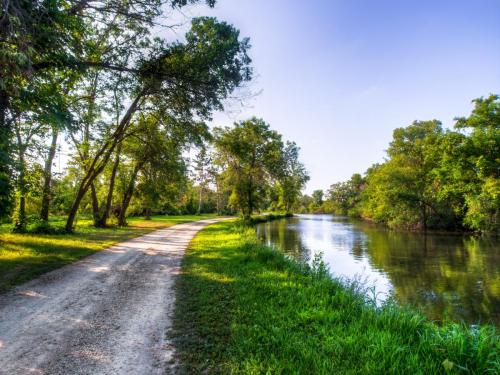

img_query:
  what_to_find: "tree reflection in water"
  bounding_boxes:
[256,214,500,325]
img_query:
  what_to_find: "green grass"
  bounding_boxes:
[248,212,293,224]
[0,214,216,292]
[172,220,499,374]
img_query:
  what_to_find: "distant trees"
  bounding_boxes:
[214,118,308,220]
[325,173,365,216]
[276,141,310,213]
[319,95,499,234]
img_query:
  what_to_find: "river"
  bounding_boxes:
[256,214,500,326]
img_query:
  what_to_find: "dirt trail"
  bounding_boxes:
[0,218,222,375]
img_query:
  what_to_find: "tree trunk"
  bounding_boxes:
[14,148,27,232]
[0,90,12,218]
[65,188,87,232]
[65,91,145,232]
[421,203,427,232]
[247,186,254,219]
[215,180,221,215]
[102,144,121,226]
[90,183,101,227]
[40,127,59,221]
[118,163,141,226]
[197,187,203,214]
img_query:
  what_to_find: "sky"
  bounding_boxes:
[173,0,500,194]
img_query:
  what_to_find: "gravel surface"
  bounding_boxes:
[0,218,223,375]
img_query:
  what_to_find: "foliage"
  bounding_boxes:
[319,95,499,234]
[0,0,259,231]
[214,118,307,220]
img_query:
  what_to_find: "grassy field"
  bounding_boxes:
[172,220,499,374]
[0,214,216,293]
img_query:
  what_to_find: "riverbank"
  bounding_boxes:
[172,220,499,374]
[249,212,293,224]
[0,214,216,292]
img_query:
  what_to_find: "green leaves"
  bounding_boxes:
[323,95,499,234]
[213,118,306,219]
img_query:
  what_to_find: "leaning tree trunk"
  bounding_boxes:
[117,163,142,226]
[101,144,121,227]
[90,183,102,227]
[65,91,145,232]
[40,127,59,221]
[13,147,27,232]
[197,187,203,214]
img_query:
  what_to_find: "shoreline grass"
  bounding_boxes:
[248,212,293,225]
[172,220,499,374]
[0,214,216,293]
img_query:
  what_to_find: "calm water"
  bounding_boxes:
[256,214,500,325]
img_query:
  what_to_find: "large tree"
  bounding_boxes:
[214,118,287,220]
[361,120,445,230]
[277,141,309,214]
[64,17,252,231]
[454,95,500,233]
[0,0,220,225]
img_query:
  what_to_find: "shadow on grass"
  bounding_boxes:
[0,215,213,293]
[0,240,98,293]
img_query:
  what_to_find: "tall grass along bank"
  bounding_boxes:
[172,220,499,374]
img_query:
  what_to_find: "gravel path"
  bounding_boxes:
[0,218,223,375]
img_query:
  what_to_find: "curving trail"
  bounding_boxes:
[0,218,223,375]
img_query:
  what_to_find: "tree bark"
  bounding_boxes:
[197,187,203,214]
[40,126,59,221]
[90,183,101,226]
[14,146,27,232]
[215,180,221,215]
[102,144,121,226]
[118,163,142,226]
[0,90,12,218]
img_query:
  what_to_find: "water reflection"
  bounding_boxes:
[256,214,500,325]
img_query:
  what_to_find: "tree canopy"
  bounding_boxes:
[316,95,499,234]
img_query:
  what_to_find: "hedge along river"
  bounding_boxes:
[256,214,500,326]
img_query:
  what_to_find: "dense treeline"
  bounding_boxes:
[301,95,499,234]
[0,0,308,231]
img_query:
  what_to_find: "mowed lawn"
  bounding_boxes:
[0,214,216,293]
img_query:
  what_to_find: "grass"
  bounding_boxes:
[0,214,216,293]
[249,212,293,224]
[172,220,499,374]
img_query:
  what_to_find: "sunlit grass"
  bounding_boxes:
[0,214,216,292]
[172,221,499,374]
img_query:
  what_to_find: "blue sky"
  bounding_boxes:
[180,0,500,193]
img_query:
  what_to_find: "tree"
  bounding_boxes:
[116,112,207,225]
[0,0,85,219]
[454,95,500,234]
[360,120,445,230]
[277,141,309,214]
[214,118,286,221]
[193,147,212,214]
[312,190,324,206]
[64,17,252,231]
[324,173,365,216]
